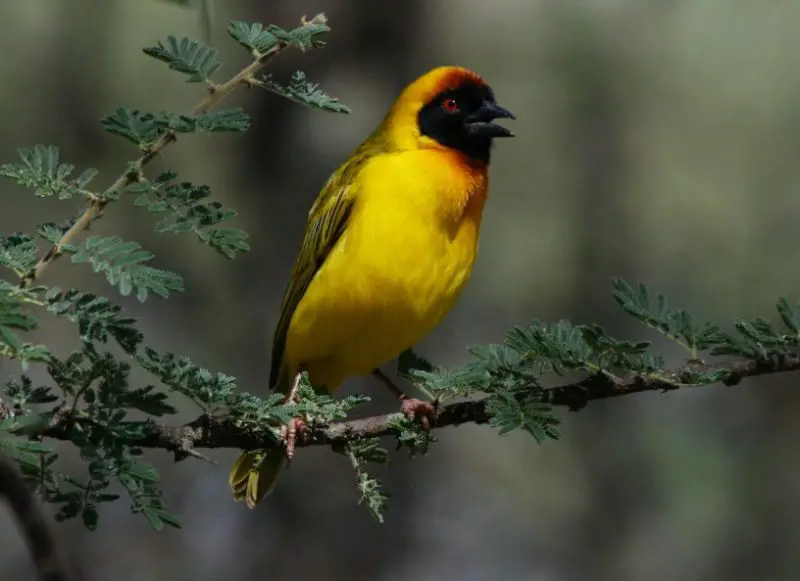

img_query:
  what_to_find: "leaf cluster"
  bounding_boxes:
[101,108,250,150]
[0,145,98,200]
[227,16,330,56]
[70,236,184,302]
[340,439,390,523]
[407,278,800,448]
[256,71,351,114]
[0,14,347,530]
[127,171,249,258]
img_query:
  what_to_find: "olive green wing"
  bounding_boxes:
[268,161,361,391]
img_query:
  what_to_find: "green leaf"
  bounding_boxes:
[101,108,164,149]
[504,319,590,373]
[228,15,330,55]
[0,145,99,199]
[206,229,250,259]
[136,348,239,409]
[777,297,800,335]
[343,439,390,523]
[356,472,388,524]
[0,287,38,353]
[14,440,52,454]
[486,391,560,443]
[580,324,661,373]
[104,109,249,146]
[0,292,50,364]
[44,288,143,353]
[257,71,350,114]
[192,109,251,132]
[143,35,222,83]
[5,375,58,408]
[125,386,177,416]
[82,504,99,531]
[141,506,183,531]
[0,234,38,276]
[125,460,160,483]
[144,507,165,531]
[120,474,181,531]
[0,412,49,433]
[127,173,249,258]
[0,436,52,476]
[281,15,331,51]
[152,509,183,529]
[611,278,722,356]
[227,21,281,55]
[70,236,183,301]
[387,414,436,455]
[712,316,799,359]
[341,438,389,467]
[36,216,80,252]
[149,110,251,134]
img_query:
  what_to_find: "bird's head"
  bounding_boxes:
[380,66,515,163]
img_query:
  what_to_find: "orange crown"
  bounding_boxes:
[379,66,487,151]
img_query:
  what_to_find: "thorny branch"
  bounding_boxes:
[23,354,800,456]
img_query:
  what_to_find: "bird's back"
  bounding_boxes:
[282,147,488,392]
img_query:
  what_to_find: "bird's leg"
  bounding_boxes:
[280,371,310,460]
[371,368,436,430]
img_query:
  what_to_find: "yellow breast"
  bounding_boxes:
[283,149,488,392]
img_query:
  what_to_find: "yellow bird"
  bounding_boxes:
[229,66,515,507]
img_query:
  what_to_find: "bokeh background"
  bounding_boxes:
[3,0,800,580]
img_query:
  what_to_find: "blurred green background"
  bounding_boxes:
[3,0,800,580]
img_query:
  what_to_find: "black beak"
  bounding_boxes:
[465,101,516,138]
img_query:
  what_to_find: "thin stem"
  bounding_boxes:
[345,443,360,471]
[82,477,94,507]
[70,378,94,416]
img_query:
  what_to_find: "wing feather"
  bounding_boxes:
[268,157,365,390]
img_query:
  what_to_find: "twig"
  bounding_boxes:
[0,454,70,581]
[16,15,309,290]
[36,354,800,454]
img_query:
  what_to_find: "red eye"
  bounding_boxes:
[441,97,459,114]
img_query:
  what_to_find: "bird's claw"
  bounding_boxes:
[279,417,309,461]
[401,398,437,431]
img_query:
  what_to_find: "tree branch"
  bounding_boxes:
[17,13,321,290]
[37,354,800,455]
[0,454,70,581]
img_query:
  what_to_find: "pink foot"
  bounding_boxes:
[280,417,309,460]
[401,398,437,431]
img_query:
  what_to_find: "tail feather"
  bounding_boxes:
[229,449,287,508]
[229,362,293,508]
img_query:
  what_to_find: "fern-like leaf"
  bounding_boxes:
[44,288,143,354]
[70,236,183,302]
[256,71,350,113]
[0,289,37,353]
[127,172,249,258]
[228,14,329,56]
[0,234,38,276]
[0,145,98,199]
[101,108,165,149]
[143,35,222,83]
